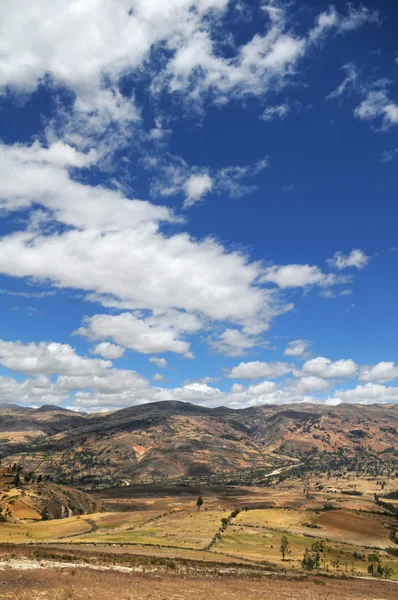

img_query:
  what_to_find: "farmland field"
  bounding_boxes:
[1,476,398,582]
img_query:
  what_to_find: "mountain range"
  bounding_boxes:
[1,401,397,488]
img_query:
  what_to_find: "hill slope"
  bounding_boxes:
[0,467,101,522]
[1,402,397,488]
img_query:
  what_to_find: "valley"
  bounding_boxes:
[1,401,398,598]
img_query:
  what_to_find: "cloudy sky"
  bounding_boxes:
[0,0,397,412]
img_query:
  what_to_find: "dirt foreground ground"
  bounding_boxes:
[0,563,397,600]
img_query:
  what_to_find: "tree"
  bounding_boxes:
[196,495,203,511]
[367,553,380,576]
[302,548,315,570]
[280,535,290,561]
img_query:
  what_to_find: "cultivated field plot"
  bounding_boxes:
[0,516,92,543]
[66,508,230,548]
[235,508,313,530]
[313,509,394,548]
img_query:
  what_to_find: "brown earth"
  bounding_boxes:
[0,566,397,600]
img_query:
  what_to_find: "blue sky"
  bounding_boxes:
[0,0,397,411]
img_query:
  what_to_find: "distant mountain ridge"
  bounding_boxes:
[1,401,397,489]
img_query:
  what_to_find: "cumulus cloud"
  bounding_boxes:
[227,361,293,379]
[0,0,377,135]
[261,264,348,289]
[0,340,111,377]
[184,173,213,207]
[0,141,174,231]
[76,311,199,357]
[333,383,398,404]
[0,375,67,407]
[0,2,387,411]
[284,339,311,359]
[149,357,168,369]
[0,142,280,333]
[302,357,358,379]
[1,340,396,412]
[90,342,125,360]
[290,376,329,394]
[359,362,398,383]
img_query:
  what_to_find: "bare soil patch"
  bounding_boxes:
[0,566,397,600]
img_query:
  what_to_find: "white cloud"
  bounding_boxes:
[76,311,199,356]
[184,173,213,207]
[183,376,220,386]
[209,328,266,357]
[327,66,398,131]
[0,0,376,133]
[0,342,396,412]
[0,375,67,407]
[227,361,293,380]
[327,249,369,270]
[0,340,111,377]
[262,103,290,121]
[261,264,348,289]
[333,383,398,405]
[149,357,168,369]
[246,381,277,396]
[0,142,280,332]
[302,357,358,379]
[355,89,398,129]
[90,342,125,360]
[359,362,398,383]
[152,373,166,382]
[151,155,268,206]
[291,376,329,394]
[284,339,310,359]
[0,141,175,231]
[309,6,378,43]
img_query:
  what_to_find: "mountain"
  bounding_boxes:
[1,401,397,489]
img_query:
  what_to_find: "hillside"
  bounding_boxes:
[0,466,101,522]
[1,402,397,488]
